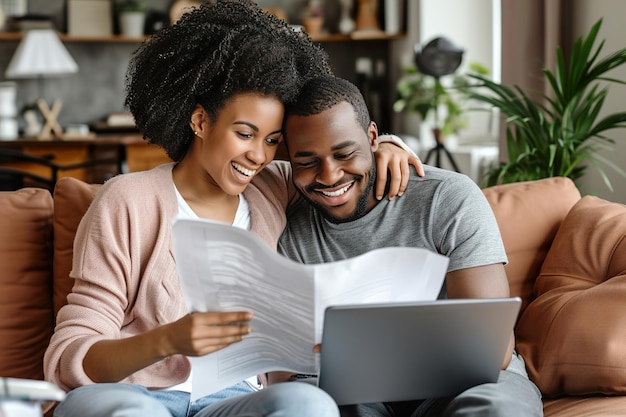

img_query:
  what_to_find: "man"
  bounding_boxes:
[277,75,543,417]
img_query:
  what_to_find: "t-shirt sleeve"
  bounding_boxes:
[432,174,508,272]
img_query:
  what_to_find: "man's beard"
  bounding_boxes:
[302,163,377,224]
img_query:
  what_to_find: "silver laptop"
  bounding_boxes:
[317,297,521,405]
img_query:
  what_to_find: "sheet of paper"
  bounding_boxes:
[172,218,448,400]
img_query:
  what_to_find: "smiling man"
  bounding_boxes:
[278,76,543,417]
[286,99,378,224]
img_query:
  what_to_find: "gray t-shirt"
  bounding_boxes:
[279,166,507,296]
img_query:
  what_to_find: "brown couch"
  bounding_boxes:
[1,175,626,416]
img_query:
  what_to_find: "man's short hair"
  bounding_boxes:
[285,76,371,133]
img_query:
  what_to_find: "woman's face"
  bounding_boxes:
[193,93,284,196]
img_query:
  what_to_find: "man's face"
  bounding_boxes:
[285,101,379,223]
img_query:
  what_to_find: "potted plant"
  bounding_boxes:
[393,62,489,139]
[116,0,147,37]
[465,19,626,190]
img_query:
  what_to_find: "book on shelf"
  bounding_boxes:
[106,112,136,127]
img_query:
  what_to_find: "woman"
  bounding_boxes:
[44,2,419,416]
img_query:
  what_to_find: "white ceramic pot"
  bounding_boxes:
[119,12,146,37]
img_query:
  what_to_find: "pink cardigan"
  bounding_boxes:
[44,161,296,391]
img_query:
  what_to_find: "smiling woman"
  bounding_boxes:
[44,1,344,416]
[43,1,418,416]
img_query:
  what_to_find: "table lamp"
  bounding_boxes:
[4,29,79,140]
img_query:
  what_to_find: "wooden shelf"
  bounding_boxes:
[0,32,145,43]
[311,32,406,42]
[0,31,405,43]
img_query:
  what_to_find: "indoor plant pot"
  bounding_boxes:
[117,0,146,37]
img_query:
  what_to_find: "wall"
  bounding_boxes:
[571,0,626,203]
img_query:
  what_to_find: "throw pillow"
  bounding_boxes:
[52,177,101,316]
[516,195,626,396]
[0,188,54,380]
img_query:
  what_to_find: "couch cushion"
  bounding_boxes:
[0,188,54,380]
[482,177,581,314]
[52,177,101,316]
[543,396,626,417]
[516,196,626,396]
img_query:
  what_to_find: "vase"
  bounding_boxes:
[119,11,146,37]
[302,16,324,37]
[0,82,17,140]
[355,0,380,32]
[338,0,355,35]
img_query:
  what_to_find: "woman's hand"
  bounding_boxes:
[375,142,424,200]
[84,310,252,383]
[164,311,253,357]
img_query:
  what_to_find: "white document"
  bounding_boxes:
[172,218,448,400]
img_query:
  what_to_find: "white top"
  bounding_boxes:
[166,184,252,393]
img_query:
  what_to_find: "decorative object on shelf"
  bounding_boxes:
[0,81,18,140]
[116,0,146,37]
[382,0,400,35]
[302,0,324,37]
[168,0,203,25]
[466,18,626,191]
[7,13,55,31]
[354,0,381,33]
[21,103,41,138]
[4,29,79,140]
[337,0,354,35]
[67,0,113,37]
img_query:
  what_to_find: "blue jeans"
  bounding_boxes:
[54,381,339,417]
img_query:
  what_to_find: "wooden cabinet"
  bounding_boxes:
[15,144,90,181]
[0,135,172,186]
[125,142,172,173]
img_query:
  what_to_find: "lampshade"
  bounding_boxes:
[4,29,79,79]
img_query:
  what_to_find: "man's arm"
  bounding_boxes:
[445,263,515,369]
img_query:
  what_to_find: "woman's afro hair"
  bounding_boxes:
[125,0,333,161]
